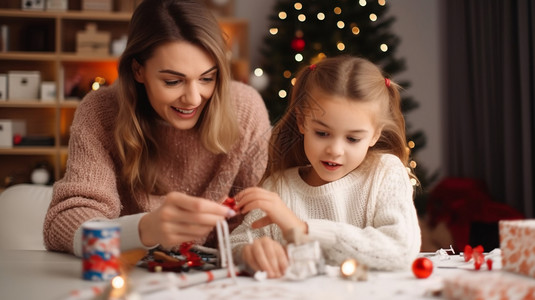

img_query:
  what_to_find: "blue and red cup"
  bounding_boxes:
[82,221,121,281]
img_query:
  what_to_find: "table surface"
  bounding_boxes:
[0,250,479,300]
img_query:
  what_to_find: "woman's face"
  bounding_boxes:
[133,41,217,130]
[298,89,382,186]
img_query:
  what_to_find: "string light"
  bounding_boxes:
[334,7,342,14]
[283,70,292,78]
[359,0,367,6]
[278,90,287,98]
[408,141,415,148]
[369,13,377,21]
[337,21,345,29]
[380,44,388,52]
[310,52,326,64]
[278,11,287,19]
[337,42,345,51]
[378,0,386,6]
[111,276,125,289]
[291,78,297,85]
[294,2,302,10]
[317,12,325,20]
[254,68,264,77]
[351,24,360,35]
[295,53,304,62]
[269,28,278,35]
[298,14,306,22]
[91,77,106,91]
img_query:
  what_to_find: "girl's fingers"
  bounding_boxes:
[250,242,274,277]
[242,245,261,272]
[235,188,270,207]
[274,244,289,275]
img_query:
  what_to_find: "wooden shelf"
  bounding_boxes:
[0,147,59,155]
[0,8,131,20]
[0,1,249,188]
[0,101,57,108]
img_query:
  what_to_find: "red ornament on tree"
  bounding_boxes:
[412,257,433,279]
[291,37,305,52]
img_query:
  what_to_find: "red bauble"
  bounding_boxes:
[412,257,433,279]
[291,37,305,52]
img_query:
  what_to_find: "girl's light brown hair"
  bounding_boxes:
[114,0,239,195]
[264,55,412,182]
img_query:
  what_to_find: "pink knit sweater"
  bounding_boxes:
[43,81,270,254]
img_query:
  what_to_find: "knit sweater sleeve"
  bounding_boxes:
[43,86,127,254]
[307,155,421,270]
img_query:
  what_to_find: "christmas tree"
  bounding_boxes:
[254,0,436,213]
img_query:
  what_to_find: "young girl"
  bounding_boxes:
[230,56,421,278]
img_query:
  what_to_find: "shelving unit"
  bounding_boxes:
[0,0,249,189]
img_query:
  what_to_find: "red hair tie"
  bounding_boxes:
[385,78,391,87]
[309,64,317,70]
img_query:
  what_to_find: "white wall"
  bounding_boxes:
[235,0,443,182]
[387,0,443,182]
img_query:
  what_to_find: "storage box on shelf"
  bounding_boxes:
[0,1,130,188]
[0,0,250,190]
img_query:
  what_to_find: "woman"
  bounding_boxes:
[43,0,270,256]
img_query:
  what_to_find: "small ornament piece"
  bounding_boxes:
[463,244,473,262]
[463,245,490,270]
[178,242,202,267]
[412,257,433,279]
[435,244,456,260]
[222,197,238,212]
[284,228,324,280]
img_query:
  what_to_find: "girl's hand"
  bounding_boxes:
[138,191,236,249]
[235,187,306,234]
[242,236,288,278]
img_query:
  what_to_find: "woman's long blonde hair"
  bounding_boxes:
[114,0,239,195]
[264,56,413,182]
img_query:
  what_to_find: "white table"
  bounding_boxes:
[0,250,466,300]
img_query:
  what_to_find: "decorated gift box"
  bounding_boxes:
[443,271,535,300]
[499,219,535,278]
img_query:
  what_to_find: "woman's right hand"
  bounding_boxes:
[242,236,288,278]
[138,191,236,249]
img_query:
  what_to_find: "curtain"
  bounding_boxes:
[441,0,535,217]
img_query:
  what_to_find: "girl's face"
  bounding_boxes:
[298,89,382,186]
[133,41,217,130]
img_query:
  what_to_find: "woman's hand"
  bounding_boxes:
[138,191,236,249]
[235,187,306,234]
[242,236,288,278]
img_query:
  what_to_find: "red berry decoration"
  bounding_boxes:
[412,257,433,279]
[486,258,493,270]
[463,245,473,262]
[222,197,238,212]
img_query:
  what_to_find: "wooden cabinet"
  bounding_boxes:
[0,0,249,189]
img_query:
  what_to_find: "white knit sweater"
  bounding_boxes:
[230,153,421,270]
